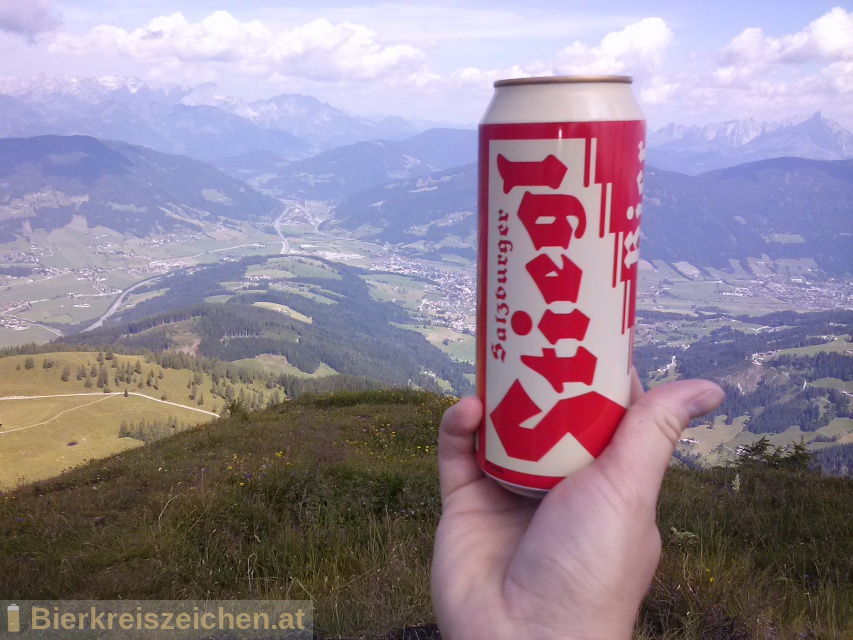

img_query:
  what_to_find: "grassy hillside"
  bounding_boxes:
[331,157,853,272]
[0,351,287,488]
[59,256,475,395]
[0,390,850,639]
[634,310,853,471]
[0,135,283,240]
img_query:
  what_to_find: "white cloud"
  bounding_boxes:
[264,18,424,81]
[820,60,853,95]
[16,5,853,129]
[720,7,853,69]
[0,0,60,37]
[49,11,425,83]
[554,17,674,76]
[639,7,853,128]
[640,77,679,105]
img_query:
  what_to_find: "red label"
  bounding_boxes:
[477,120,645,489]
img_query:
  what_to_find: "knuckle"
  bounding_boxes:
[649,404,688,447]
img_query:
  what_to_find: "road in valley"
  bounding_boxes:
[1,303,64,337]
[82,274,164,332]
[274,207,292,255]
[82,229,288,333]
[14,204,297,339]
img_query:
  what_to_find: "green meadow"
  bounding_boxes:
[0,390,850,639]
[0,352,287,489]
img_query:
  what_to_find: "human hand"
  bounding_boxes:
[431,376,724,640]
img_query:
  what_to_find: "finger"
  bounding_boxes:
[598,379,724,502]
[437,396,485,500]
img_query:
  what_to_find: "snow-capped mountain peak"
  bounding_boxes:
[647,112,853,174]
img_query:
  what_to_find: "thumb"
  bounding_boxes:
[597,379,724,492]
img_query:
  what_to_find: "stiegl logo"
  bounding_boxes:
[480,120,646,485]
[488,147,627,462]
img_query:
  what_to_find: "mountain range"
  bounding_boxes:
[2,131,852,275]
[1,74,852,279]
[640,158,853,273]
[331,163,476,252]
[331,156,853,274]
[3,76,853,174]
[229,128,477,200]
[0,76,423,162]
[647,112,853,174]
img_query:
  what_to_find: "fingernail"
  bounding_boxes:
[687,385,725,419]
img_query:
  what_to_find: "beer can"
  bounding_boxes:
[476,76,646,497]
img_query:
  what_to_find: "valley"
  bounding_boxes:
[0,122,851,484]
[7,195,851,481]
[2,190,851,368]
[0,216,281,343]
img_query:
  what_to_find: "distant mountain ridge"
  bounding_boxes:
[0,75,437,161]
[331,156,853,274]
[641,157,853,274]
[246,128,478,200]
[648,112,853,174]
[331,164,476,252]
[5,75,851,176]
[0,135,282,239]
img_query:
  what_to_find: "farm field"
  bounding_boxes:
[0,218,281,348]
[678,415,853,468]
[398,325,475,364]
[637,261,797,317]
[0,393,209,488]
[0,324,59,347]
[363,274,429,309]
[0,352,287,489]
[769,338,853,358]
[233,354,337,378]
[252,301,314,324]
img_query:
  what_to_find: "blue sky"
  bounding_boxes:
[1,0,852,129]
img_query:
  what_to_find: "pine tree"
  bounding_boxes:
[97,366,108,389]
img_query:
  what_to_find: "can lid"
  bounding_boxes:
[494,75,633,87]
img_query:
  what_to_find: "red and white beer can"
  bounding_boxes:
[476,76,646,497]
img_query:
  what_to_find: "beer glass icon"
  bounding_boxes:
[7,604,20,633]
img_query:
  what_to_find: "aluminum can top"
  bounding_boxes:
[494,76,632,86]
[481,75,643,125]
